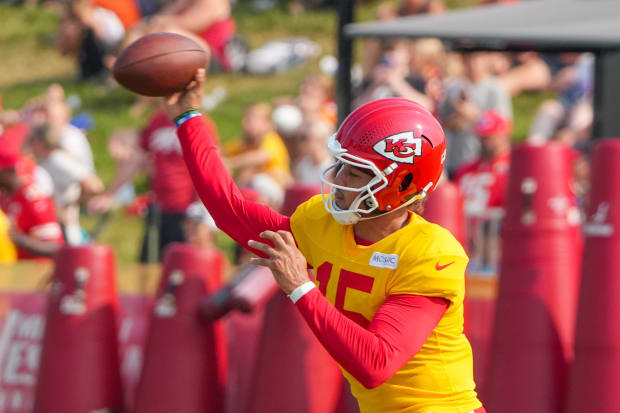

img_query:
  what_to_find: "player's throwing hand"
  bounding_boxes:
[164,68,206,120]
[248,231,311,295]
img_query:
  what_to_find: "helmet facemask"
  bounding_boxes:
[320,134,394,225]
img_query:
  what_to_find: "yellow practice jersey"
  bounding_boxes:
[290,195,481,413]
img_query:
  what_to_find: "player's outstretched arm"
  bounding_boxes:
[164,69,291,256]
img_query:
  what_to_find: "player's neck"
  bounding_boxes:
[353,208,410,244]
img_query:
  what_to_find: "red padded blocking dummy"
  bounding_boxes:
[281,184,321,216]
[247,291,345,413]
[422,179,466,249]
[133,243,227,413]
[486,143,582,413]
[566,140,620,413]
[251,297,359,413]
[34,245,123,413]
[221,266,278,413]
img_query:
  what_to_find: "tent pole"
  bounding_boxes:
[593,50,620,140]
[337,0,355,125]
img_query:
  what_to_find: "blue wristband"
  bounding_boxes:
[174,110,201,127]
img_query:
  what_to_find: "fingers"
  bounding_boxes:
[249,257,271,268]
[259,230,288,249]
[166,92,180,105]
[277,230,296,246]
[248,239,275,256]
[196,68,206,85]
[185,68,205,92]
[248,230,296,260]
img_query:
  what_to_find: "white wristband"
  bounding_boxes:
[288,281,316,304]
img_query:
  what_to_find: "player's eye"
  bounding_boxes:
[335,161,344,174]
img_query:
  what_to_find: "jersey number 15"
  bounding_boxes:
[316,262,375,328]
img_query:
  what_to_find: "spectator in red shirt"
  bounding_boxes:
[0,153,64,260]
[453,110,511,218]
[453,110,511,273]
[89,99,220,262]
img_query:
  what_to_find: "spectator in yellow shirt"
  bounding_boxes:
[224,102,292,187]
[0,210,17,263]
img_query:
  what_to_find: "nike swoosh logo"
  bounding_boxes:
[435,261,455,271]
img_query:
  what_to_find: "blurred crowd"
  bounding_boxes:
[0,0,595,277]
[84,73,338,265]
[56,0,245,79]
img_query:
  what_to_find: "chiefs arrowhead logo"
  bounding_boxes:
[373,131,423,164]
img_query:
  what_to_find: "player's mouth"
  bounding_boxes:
[334,190,347,209]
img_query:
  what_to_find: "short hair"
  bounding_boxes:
[28,123,62,149]
[412,38,445,66]
[246,102,273,120]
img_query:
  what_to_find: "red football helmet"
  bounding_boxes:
[320,98,446,224]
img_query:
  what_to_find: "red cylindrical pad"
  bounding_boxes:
[566,140,620,413]
[281,184,321,216]
[132,243,226,413]
[423,179,467,249]
[247,292,345,413]
[33,244,124,413]
[486,143,582,412]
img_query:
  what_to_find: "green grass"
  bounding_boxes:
[81,210,145,264]
[512,91,554,142]
[0,1,547,263]
[0,5,73,87]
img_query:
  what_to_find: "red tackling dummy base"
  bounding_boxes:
[247,291,347,413]
[33,245,124,413]
[132,243,226,413]
[422,179,467,250]
[566,140,620,413]
[486,143,582,412]
[281,184,322,216]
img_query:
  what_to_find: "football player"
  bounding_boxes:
[165,69,485,413]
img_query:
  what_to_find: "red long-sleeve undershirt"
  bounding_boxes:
[177,116,448,388]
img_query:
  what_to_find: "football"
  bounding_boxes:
[113,32,209,97]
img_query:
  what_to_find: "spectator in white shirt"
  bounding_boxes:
[44,93,96,173]
[25,124,103,245]
[293,118,334,186]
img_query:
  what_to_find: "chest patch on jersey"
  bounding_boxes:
[369,252,399,269]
